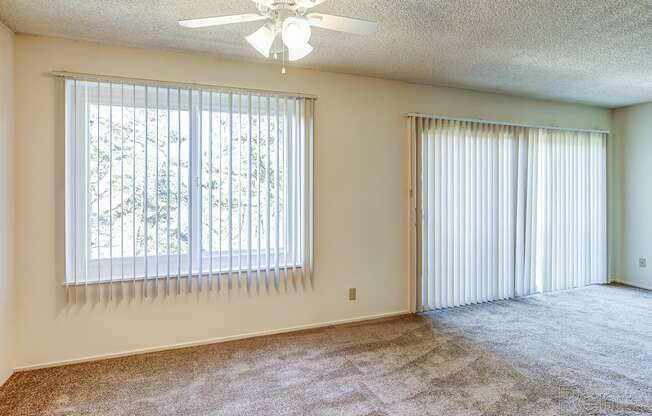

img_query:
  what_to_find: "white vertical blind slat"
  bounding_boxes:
[297,100,314,277]
[266,96,272,285]
[236,95,244,287]
[72,80,78,301]
[155,87,160,297]
[284,98,291,282]
[299,99,306,278]
[188,89,194,293]
[198,90,203,291]
[166,88,171,295]
[228,93,234,288]
[132,85,137,298]
[294,99,300,279]
[217,92,223,291]
[237,94,243,286]
[96,81,102,302]
[255,96,262,288]
[275,96,281,286]
[303,99,310,279]
[120,83,125,297]
[85,81,90,300]
[422,118,430,309]
[256,95,262,286]
[108,82,113,300]
[144,85,149,297]
[280,98,286,284]
[247,94,253,287]
[65,80,74,302]
[208,91,214,290]
[176,88,182,294]
[302,99,309,278]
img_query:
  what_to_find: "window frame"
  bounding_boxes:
[65,80,309,285]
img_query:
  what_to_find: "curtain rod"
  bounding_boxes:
[49,71,318,100]
[407,112,609,134]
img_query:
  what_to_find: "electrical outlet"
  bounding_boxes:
[349,288,357,301]
[639,257,647,268]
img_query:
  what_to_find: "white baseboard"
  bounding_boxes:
[613,279,652,291]
[14,310,410,372]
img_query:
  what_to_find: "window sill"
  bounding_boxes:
[63,265,305,286]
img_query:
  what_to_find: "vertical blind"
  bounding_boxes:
[525,129,608,293]
[410,117,607,311]
[64,78,314,300]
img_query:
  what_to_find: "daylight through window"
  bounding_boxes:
[65,79,314,294]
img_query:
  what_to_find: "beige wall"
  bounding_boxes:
[0,23,15,384]
[612,104,652,290]
[13,34,612,369]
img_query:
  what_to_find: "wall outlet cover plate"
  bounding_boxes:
[349,288,356,301]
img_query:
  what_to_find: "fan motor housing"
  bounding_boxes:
[255,0,311,13]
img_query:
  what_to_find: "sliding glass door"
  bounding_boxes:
[409,117,607,311]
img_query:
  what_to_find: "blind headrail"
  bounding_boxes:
[50,70,318,100]
[407,112,609,135]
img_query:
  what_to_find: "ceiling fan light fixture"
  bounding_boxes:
[179,1,378,66]
[246,24,277,58]
[282,17,311,49]
[287,42,313,61]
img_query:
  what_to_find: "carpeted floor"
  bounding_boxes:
[1,284,651,415]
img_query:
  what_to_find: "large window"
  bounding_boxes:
[65,79,314,293]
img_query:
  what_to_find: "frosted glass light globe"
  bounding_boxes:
[282,17,311,48]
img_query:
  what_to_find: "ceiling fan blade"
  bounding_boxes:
[306,13,377,35]
[179,13,266,29]
[295,0,329,8]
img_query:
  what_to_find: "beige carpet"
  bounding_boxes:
[1,284,651,415]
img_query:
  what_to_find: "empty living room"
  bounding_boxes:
[0,1,651,415]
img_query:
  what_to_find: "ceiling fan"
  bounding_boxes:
[179,0,377,68]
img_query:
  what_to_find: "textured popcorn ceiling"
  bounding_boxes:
[1,0,651,107]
